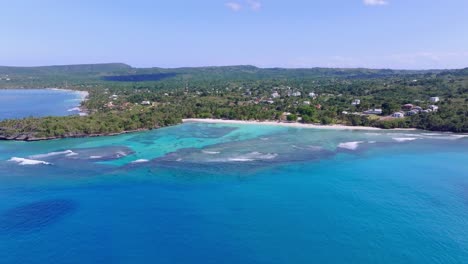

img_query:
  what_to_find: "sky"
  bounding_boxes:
[1,0,468,69]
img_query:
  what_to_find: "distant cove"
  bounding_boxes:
[0,89,87,120]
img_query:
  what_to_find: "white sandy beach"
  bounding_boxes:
[183,118,418,131]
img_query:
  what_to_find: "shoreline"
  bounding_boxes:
[46,87,89,101]
[46,88,89,115]
[182,118,419,131]
[2,119,465,142]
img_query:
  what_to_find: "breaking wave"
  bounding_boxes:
[202,150,221,155]
[67,107,81,112]
[211,152,278,162]
[8,157,51,166]
[337,141,364,150]
[393,137,417,142]
[29,150,77,159]
[131,159,149,164]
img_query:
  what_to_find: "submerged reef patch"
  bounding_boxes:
[0,199,77,234]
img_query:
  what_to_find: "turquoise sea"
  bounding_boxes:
[1,121,468,263]
[0,89,85,120]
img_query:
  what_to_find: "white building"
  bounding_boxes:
[363,109,383,115]
[292,91,301,97]
[406,110,418,116]
[429,105,439,112]
[303,101,311,105]
[271,92,280,98]
[141,101,151,105]
[430,97,440,103]
[413,106,423,112]
[352,99,361,106]
[308,92,316,98]
[392,112,405,118]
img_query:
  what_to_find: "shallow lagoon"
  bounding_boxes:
[0,122,467,263]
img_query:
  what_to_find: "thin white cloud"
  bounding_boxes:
[226,2,242,12]
[363,0,388,6]
[247,0,262,11]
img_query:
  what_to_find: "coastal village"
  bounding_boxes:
[102,83,442,124]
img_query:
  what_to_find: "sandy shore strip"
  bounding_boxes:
[183,118,419,131]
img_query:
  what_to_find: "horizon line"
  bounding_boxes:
[0,62,466,71]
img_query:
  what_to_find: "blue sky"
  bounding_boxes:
[1,0,468,69]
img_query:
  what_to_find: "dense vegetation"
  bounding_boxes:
[0,106,180,140]
[0,63,466,140]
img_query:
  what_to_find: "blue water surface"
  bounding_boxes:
[0,89,85,120]
[0,122,467,264]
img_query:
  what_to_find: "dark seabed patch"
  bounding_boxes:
[0,199,77,234]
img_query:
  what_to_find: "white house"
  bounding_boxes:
[392,112,405,118]
[141,101,151,105]
[352,99,361,106]
[292,91,301,97]
[406,110,418,116]
[363,109,383,115]
[430,97,440,103]
[271,92,280,98]
[303,101,311,105]
[308,92,316,98]
[429,105,439,112]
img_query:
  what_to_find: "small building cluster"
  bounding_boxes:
[392,98,440,118]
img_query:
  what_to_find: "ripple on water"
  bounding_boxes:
[0,199,77,234]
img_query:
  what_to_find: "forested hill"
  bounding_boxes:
[0,63,131,75]
[0,63,446,88]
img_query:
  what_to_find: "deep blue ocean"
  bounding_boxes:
[0,89,85,120]
[0,99,468,263]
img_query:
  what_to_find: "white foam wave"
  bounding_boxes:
[131,159,149,164]
[451,135,468,139]
[30,150,77,159]
[202,150,221,155]
[67,107,81,112]
[89,156,103,159]
[8,157,51,166]
[211,152,278,162]
[393,137,417,142]
[228,158,255,162]
[421,133,444,136]
[338,141,364,150]
[115,151,128,158]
